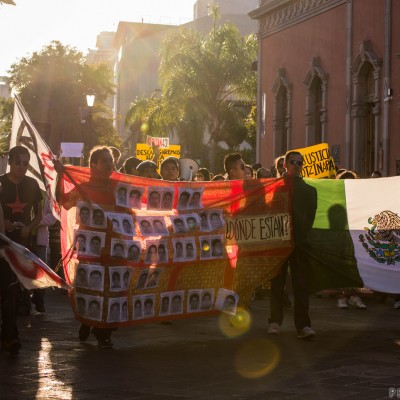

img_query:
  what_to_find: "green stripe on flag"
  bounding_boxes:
[302,179,363,292]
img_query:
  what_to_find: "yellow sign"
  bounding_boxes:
[294,143,336,179]
[136,144,181,170]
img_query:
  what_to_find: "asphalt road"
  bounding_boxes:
[1,289,399,400]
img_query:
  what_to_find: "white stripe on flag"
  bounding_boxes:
[345,176,400,293]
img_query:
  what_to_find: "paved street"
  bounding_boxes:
[1,289,399,400]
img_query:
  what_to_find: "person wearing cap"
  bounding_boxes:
[136,160,161,179]
[160,157,180,181]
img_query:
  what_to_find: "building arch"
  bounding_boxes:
[303,57,328,146]
[272,68,292,157]
[351,40,382,177]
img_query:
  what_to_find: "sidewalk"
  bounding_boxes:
[1,289,399,400]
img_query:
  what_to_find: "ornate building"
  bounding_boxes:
[250,0,400,177]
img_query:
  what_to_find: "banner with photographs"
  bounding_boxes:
[59,166,293,328]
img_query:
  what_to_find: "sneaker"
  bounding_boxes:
[267,322,280,334]
[78,324,91,341]
[337,298,348,309]
[297,327,316,339]
[348,295,367,309]
[393,301,400,309]
[98,338,113,349]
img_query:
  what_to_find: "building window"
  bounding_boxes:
[351,40,382,177]
[272,68,292,157]
[304,58,328,146]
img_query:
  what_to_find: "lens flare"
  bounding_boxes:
[235,339,280,379]
[219,307,251,338]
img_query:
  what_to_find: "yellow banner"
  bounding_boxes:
[294,143,336,179]
[136,144,181,170]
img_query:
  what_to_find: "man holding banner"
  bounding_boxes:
[267,150,317,339]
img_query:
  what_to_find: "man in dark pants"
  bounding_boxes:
[0,146,43,355]
[267,150,317,339]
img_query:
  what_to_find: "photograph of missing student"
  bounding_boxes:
[128,188,143,209]
[122,268,133,290]
[88,265,104,291]
[76,201,91,226]
[75,264,89,288]
[122,217,134,234]
[215,288,238,315]
[107,299,121,322]
[121,299,128,321]
[75,295,86,316]
[157,241,168,263]
[137,217,155,236]
[169,291,184,314]
[152,218,168,235]
[115,184,129,207]
[73,230,89,254]
[172,239,184,262]
[177,189,191,210]
[87,232,106,257]
[147,188,162,210]
[200,289,214,311]
[160,190,174,210]
[110,239,126,259]
[108,213,122,233]
[210,236,225,258]
[126,241,141,262]
[136,269,149,289]
[171,216,186,234]
[185,214,199,232]
[145,268,162,288]
[199,237,211,259]
[199,212,210,231]
[132,296,143,319]
[188,189,203,209]
[142,295,155,317]
[91,207,106,228]
[159,294,170,315]
[86,295,104,321]
[184,239,196,260]
[209,210,224,230]
[145,243,158,264]
[187,290,201,313]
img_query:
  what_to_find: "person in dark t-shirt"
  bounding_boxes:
[0,146,43,356]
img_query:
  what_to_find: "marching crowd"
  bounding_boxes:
[0,144,398,355]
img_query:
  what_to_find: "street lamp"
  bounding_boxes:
[85,90,95,150]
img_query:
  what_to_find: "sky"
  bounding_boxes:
[0,0,195,76]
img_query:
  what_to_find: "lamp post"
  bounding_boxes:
[86,90,95,150]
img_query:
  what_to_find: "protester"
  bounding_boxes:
[267,150,317,339]
[31,199,58,313]
[256,167,272,179]
[0,146,43,355]
[160,157,180,181]
[136,160,161,179]
[121,156,141,175]
[224,153,246,180]
[195,168,210,182]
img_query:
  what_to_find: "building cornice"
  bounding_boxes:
[250,0,348,38]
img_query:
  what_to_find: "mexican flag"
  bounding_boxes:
[302,176,400,293]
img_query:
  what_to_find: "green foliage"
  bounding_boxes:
[0,97,14,155]
[8,41,115,153]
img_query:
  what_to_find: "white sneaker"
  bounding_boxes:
[337,298,348,309]
[348,295,367,309]
[297,326,316,339]
[393,301,400,309]
[267,322,280,334]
